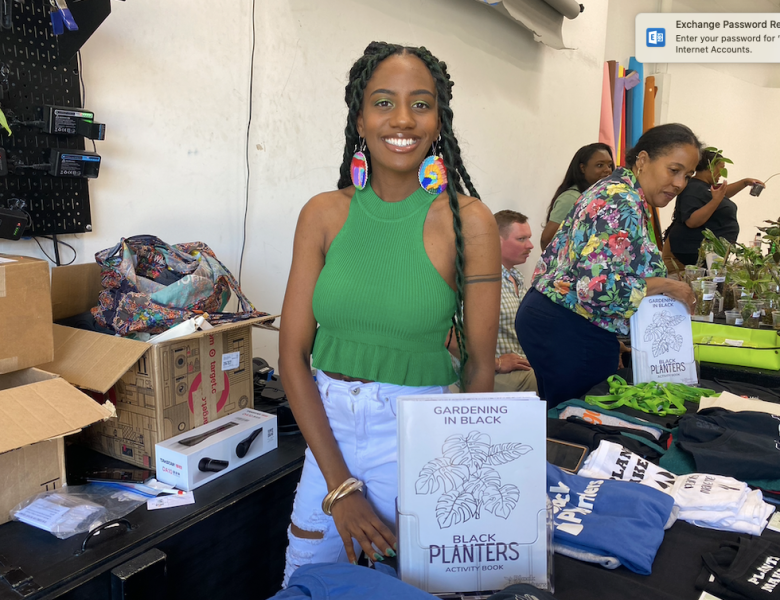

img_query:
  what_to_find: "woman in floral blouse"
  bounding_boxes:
[515,124,699,407]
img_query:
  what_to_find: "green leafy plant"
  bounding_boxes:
[757,217,780,266]
[703,146,733,185]
[702,228,733,263]
[731,243,773,298]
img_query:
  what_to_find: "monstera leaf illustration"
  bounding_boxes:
[482,484,521,519]
[443,431,491,470]
[463,467,501,498]
[487,442,533,465]
[436,488,478,528]
[643,310,687,357]
[415,457,470,495]
[420,430,533,528]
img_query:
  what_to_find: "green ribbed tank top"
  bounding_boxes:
[311,182,457,386]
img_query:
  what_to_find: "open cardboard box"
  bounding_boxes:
[0,368,115,525]
[0,254,55,374]
[40,263,277,468]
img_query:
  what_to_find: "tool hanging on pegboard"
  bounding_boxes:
[0,0,110,238]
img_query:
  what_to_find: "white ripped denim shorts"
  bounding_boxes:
[282,370,446,586]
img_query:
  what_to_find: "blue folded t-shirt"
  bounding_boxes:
[547,463,675,575]
[272,563,437,600]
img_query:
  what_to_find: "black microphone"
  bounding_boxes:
[198,458,229,473]
[236,427,263,459]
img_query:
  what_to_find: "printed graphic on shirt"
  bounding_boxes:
[415,431,532,528]
[579,441,676,492]
[549,478,604,536]
[748,555,780,592]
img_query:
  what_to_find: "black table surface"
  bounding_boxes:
[5,377,780,600]
[0,434,307,600]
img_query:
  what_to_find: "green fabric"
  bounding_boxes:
[660,431,780,491]
[583,375,718,417]
[548,185,580,223]
[311,181,458,386]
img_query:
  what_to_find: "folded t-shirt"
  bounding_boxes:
[547,463,675,575]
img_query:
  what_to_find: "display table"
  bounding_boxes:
[554,521,780,600]
[2,378,779,600]
[0,435,307,600]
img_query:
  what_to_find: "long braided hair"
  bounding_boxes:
[337,42,480,386]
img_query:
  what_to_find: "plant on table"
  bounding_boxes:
[730,243,772,328]
[701,229,734,311]
[756,217,780,323]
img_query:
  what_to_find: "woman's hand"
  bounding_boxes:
[330,492,396,564]
[496,353,532,374]
[646,277,696,314]
[663,279,696,314]
[711,180,728,203]
[742,177,764,188]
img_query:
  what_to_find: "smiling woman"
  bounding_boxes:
[277,42,501,585]
[515,124,701,408]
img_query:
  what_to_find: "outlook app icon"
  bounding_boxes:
[647,28,665,47]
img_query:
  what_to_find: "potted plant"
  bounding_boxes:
[703,146,733,190]
[701,229,734,311]
[731,243,772,328]
[756,217,780,323]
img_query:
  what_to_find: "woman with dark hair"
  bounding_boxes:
[665,148,764,267]
[515,124,699,407]
[278,42,500,583]
[540,143,615,250]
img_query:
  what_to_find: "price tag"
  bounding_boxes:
[713,277,726,283]
[735,318,744,325]
[703,294,714,301]
[753,311,762,318]
[221,351,240,371]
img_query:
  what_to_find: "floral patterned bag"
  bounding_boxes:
[92,235,268,336]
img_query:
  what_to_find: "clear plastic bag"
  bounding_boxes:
[10,483,146,539]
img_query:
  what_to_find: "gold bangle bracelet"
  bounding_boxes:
[322,477,364,516]
[328,479,364,514]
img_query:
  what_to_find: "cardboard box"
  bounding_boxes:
[41,263,276,468]
[155,409,277,491]
[0,368,114,525]
[0,255,54,374]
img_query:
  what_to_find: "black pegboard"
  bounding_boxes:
[0,0,92,236]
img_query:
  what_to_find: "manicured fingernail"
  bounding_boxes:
[373,552,385,561]
[386,548,396,557]
[352,560,358,565]
[393,542,397,550]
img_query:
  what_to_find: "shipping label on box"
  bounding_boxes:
[155,408,277,491]
[397,393,548,594]
[630,296,697,386]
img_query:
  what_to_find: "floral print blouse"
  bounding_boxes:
[531,167,666,335]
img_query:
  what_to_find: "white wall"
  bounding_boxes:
[1,0,610,368]
[605,0,780,241]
